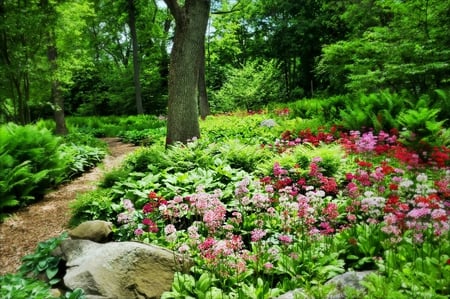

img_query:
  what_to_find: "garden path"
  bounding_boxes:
[0,138,139,275]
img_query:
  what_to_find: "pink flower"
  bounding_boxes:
[251,229,267,242]
[278,234,293,244]
[273,162,288,176]
[122,199,134,212]
[323,202,339,220]
[164,224,177,235]
[407,208,431,219]
[178,244,190,253]
[134,228,144,236]
[264,262,274,270]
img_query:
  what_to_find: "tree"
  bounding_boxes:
[127,0,144,114]
[317,0,450,97]
[163,0,211,145]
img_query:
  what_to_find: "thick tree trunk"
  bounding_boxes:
[128,0,144,114]
[198,44,210,120]
[164,0,210,145]
[48,43,68,135]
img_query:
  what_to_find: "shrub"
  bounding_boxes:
[212,59,284,112]
[69,189,116,227]
[0,124,66,208]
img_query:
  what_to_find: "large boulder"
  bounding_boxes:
[55,239,189,299]
[68,220,113,243]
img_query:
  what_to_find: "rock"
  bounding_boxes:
[68,220,113,243]
[260,119,277,128]
[325,270,374,299]
[50,288,63,298]
[274,270,375,299]
[55,239,190,299]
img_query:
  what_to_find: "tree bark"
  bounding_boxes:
[128,0,144,114]
[198,43,210,119]
[48,43,68,135]
[164,0,210,145]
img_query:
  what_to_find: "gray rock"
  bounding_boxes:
[274,270,375,299]
[325,270,374,299]
[69,220,113,243]
[260,119,277,128]
[55,239,190,299]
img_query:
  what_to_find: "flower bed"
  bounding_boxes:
[113,128,450,298]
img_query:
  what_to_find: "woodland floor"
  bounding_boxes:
[0,138,139,275]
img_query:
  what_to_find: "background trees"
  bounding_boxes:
[0,0,449,126]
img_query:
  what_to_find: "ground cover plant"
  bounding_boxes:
[68,108,450,298]
[0,123,107,220]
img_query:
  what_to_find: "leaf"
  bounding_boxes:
[46,266,59,279]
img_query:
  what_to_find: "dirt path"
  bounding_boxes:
[0,138,139,275]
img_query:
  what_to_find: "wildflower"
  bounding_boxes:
[407,208,431,219]
[416,173,428,183]
[117,212,131,224]
[278,234,293,244]
[323,202,339,220]
[143,203,154,214]
[178,244,190,253]
[251,229,267,242]
[164,224,177,235]
[273,162,288,176]
[122,199,134,212]
[264,262,274,270]
[187,225,200,240]
[134,228,144,236]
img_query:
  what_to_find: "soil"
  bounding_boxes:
[0,138,139,275]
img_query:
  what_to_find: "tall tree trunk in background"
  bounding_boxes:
[198,43,209,119]
[128,0,143,114]
[48,41,68,135]
[163,0,210,145]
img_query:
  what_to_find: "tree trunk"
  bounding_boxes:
[128,0,144,114]
[198,43,210,119]
[164,0,210,145]
[48,43,68,135]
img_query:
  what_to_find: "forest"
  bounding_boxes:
[1,0,450,298]
[1,0,449,125]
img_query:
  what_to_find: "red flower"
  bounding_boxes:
[143,203,154,214]
[389,183,398,191]
[148,191,158,199]
[446,259,450,265]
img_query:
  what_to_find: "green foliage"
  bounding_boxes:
[215,139,274,173]
[398,102,447,149]
[200,113,281,144]
[19,233,68,286]
[338,91,408,132]
[0,124,107,218]
[118,129,154,146]
[162,272,228,299]
[61,144,106,179]
[69,189,116,227]
[0,124,65,212]
[317,0,450,96]
[212,60,284,112]
[0,274,58,299]
[257,143,344,178]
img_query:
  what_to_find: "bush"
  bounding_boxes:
[0,124,66,210]
[212,59,284,112]
[69,189,116,227]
